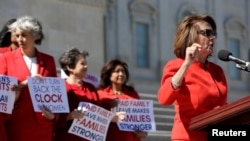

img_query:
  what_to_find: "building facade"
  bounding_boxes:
[1,0,249,100]
[1,0,250,140]
[103,0,250,102]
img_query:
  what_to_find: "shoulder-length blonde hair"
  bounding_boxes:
[173,14,217,58]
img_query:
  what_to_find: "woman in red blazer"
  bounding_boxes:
[158,14,227,141]
[55,48,99,141]
[0,18,18,141]
[55,49,125,141]
[0,16,57,141]
[97,59,147,141]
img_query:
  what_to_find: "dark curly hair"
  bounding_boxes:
[98,59,134,90]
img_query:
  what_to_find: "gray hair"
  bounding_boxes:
[8,16,44,45]
[59,47,89,76]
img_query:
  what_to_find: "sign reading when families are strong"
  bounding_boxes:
[27,77,69,113]
[0,75,17,114]
[114,99,156,132]
[68,102,115,141]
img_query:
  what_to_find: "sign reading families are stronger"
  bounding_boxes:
[27,77,69,113]
[68,102,115,141]
[115,99,156,132]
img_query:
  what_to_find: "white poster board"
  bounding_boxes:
[0,75,17,114]
[27,76,69,113]
[68,102,115,141]
[114,99,156,132]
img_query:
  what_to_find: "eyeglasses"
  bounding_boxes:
[198,29,217,38]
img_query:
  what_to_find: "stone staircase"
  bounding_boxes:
[139,93,175,141]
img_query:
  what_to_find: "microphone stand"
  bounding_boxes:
[236,62,250,72]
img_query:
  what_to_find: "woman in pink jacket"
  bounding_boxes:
[158,14,228,141]
[0,16,57,141]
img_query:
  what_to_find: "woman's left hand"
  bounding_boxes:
[19,74,44,88]
[40,105,55,120]
[11,84,22,102]
[111,111,126,122]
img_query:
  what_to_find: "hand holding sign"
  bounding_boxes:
[67,109,85,121]
[111,111,126,122]
[134,130,148,138]
[40,105,55,120]
[19,74,44,88]
[10,84,21,102]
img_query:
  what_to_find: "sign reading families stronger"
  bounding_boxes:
[115,99,156,132]
[68,102,115,141]
[27,77,69,113]
[0,75,17,114]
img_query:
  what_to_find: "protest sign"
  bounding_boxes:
[68,102,115,141]
[0,75,17,114]
[27,76,69,113]
[61,69,100,88]
[83,73,100,88]
[114,99,156,132]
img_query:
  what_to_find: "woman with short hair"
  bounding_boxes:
[0,15,57,141]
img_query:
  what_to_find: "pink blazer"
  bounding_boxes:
[0,47,57,141]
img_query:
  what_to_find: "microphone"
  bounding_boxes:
[218,49,250,72]
[218,49,247,65]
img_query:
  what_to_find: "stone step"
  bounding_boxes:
[142,131,171,141]
[138,93,174,141]
[154,114,174,123]
[153,107,175,114]
[156,121,173,131]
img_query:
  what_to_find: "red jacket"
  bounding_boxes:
[0,114,7,141]
[98,86,141,141]
[0,47,57,141]
[0,46,12,54]
[158,59,227,141]
[55,80,100,141]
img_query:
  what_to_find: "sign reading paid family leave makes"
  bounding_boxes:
[68,102,115,141]
[27,77,69,113]
[0,75,17,114]
[115,99,156,132]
